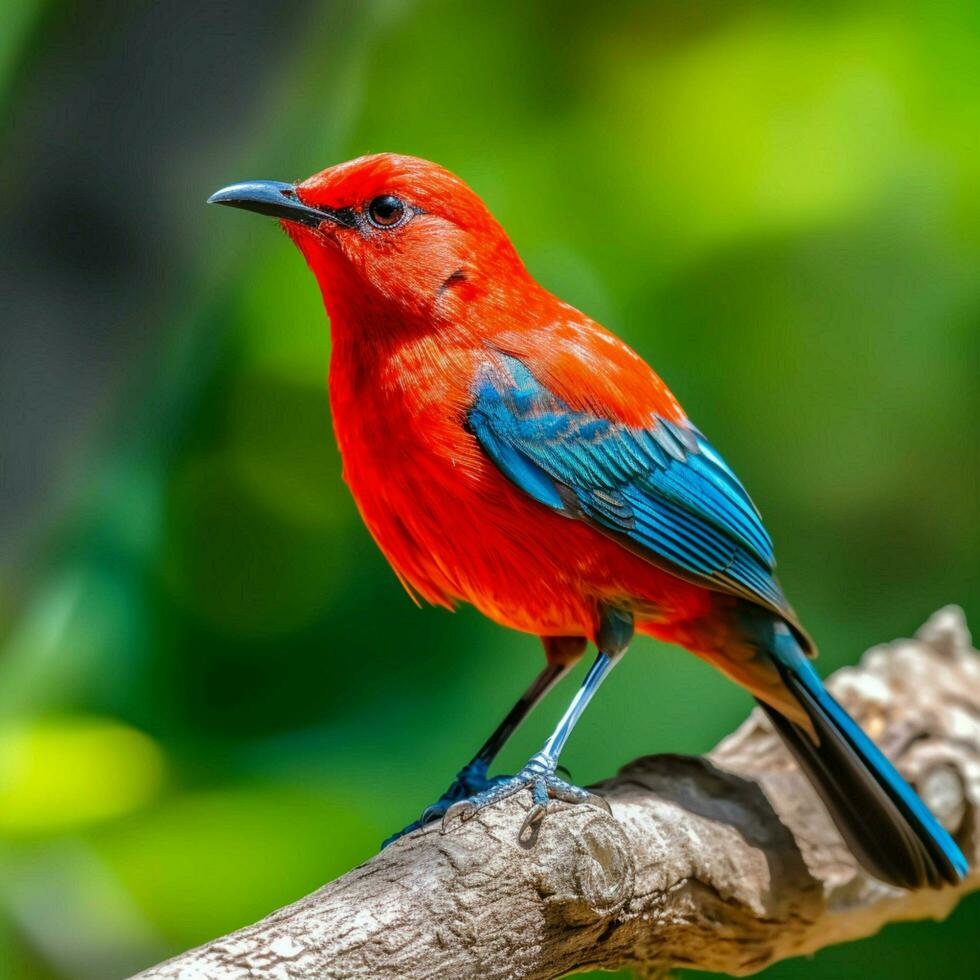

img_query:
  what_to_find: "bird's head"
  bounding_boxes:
[209,153,528,326]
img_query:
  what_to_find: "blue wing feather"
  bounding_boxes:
[468,354,793,621]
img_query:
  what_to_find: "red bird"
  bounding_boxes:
[209,154,965,889]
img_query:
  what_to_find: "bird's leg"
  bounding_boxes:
[440,649,622,834]
[442,605,633,838]
[457,659,571,788]
[381,658,571,847]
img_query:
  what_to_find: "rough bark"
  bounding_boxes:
[134,607,980,979]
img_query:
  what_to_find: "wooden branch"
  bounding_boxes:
[134,607,980,979]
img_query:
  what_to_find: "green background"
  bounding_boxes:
[1,1,978,977]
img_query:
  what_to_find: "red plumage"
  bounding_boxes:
[285,153,793,711]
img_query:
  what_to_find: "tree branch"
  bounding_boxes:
[134,607,980,979]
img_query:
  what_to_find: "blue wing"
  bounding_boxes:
[468,353,802,633]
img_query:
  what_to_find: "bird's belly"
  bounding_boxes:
[341,431,716,642]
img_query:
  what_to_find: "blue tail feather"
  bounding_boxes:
[762,623,967,889]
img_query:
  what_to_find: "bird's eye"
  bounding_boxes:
[367,195,407,228]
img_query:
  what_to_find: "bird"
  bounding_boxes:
[208,153,967,890]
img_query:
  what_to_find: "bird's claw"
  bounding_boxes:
[440,798,475,830]
[520,802,547,836]
[419,803,447,827]
[383,756,611,848]
[437,753,611,839]
[381,761,507,848]
[593,793,613,815]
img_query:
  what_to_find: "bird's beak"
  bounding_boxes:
[207,180,355,229]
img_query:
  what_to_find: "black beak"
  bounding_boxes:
[207,180,355,229]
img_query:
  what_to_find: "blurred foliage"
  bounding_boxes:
[0,716,165,836]
[1,1,978,977]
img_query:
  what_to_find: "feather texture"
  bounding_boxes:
[468,353,803,640]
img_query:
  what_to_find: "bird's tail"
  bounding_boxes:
[759,623,967,890]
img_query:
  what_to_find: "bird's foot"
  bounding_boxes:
[381,760,508,848]
[441,752,611,839]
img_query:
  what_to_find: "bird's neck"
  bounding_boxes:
[322,274,561,441]
[320,260,548,360]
